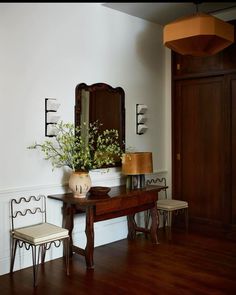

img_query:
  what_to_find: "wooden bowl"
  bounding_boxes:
[89,186,111,196]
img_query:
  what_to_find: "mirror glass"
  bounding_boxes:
[75,83,125,167]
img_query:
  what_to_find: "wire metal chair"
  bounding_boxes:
[10,195,70,287]
[145,177,188,239]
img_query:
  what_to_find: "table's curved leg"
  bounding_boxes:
[127,214,136,240]
[62,203,75,256]
[85,206,94,269]
[150,206,159,244]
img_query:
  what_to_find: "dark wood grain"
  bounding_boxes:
[48,185,164,268]
[1,229,236,294]
[175,76,230,224]
[172,20,236,233]
[232,76,236,224]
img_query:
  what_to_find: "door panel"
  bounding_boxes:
[231,77,236,224]
[175,76,231,224]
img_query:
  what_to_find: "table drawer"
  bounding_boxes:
[95,193,156,216]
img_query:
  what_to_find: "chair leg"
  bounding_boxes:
[166,211,172,240]
[163,211,166,228]
[64,238,70,275]
[10,238,17,273]
[32,245,42,287]
[162,211,167,229]
[41,244,46,264]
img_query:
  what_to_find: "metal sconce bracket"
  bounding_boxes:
[136,104,148,135]
[45,98,60,137]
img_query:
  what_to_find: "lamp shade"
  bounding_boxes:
[122,152,153,175]
[163,13,234,57]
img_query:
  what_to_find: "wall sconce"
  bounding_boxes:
[45,98,60,137]
[136,104,148,135]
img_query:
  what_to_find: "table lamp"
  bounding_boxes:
[122,152,153,189]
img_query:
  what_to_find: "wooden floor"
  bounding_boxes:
[1,228,236,295]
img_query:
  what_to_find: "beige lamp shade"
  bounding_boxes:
[122,152,153,175]
[163,13,234,57]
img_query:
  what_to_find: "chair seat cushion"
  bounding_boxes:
[13,223,69,244]
[157,199,188,211]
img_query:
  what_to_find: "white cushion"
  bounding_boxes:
[13,223,69,245]
[157,199,188,211]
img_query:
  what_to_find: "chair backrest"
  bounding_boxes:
[146,177,168,199]
[10,195,47,231]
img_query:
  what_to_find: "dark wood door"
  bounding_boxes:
[173,76,231,226]
[231,75,236,225]
[172,20,236,234]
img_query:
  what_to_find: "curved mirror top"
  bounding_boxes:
[75,83,125,167]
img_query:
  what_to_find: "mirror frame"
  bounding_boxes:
[75,82,126,166]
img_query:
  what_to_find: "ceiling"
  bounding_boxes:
[102,2,236,25]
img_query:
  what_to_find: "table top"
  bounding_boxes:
[48,185,166,206]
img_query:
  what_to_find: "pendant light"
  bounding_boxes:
[163,3,234,57]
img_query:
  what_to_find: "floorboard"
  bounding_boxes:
[1,228,236,295]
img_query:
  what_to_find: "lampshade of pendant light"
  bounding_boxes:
[163,13,234,57]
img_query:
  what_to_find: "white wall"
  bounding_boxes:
[0,3,166,275]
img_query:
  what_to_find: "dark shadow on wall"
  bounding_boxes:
[136,22,164,72]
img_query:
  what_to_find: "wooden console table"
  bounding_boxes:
[48,185,165,269]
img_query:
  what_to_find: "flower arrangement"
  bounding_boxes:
[28,121,123,172]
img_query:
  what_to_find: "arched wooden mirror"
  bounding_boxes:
[75,82,125,167]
